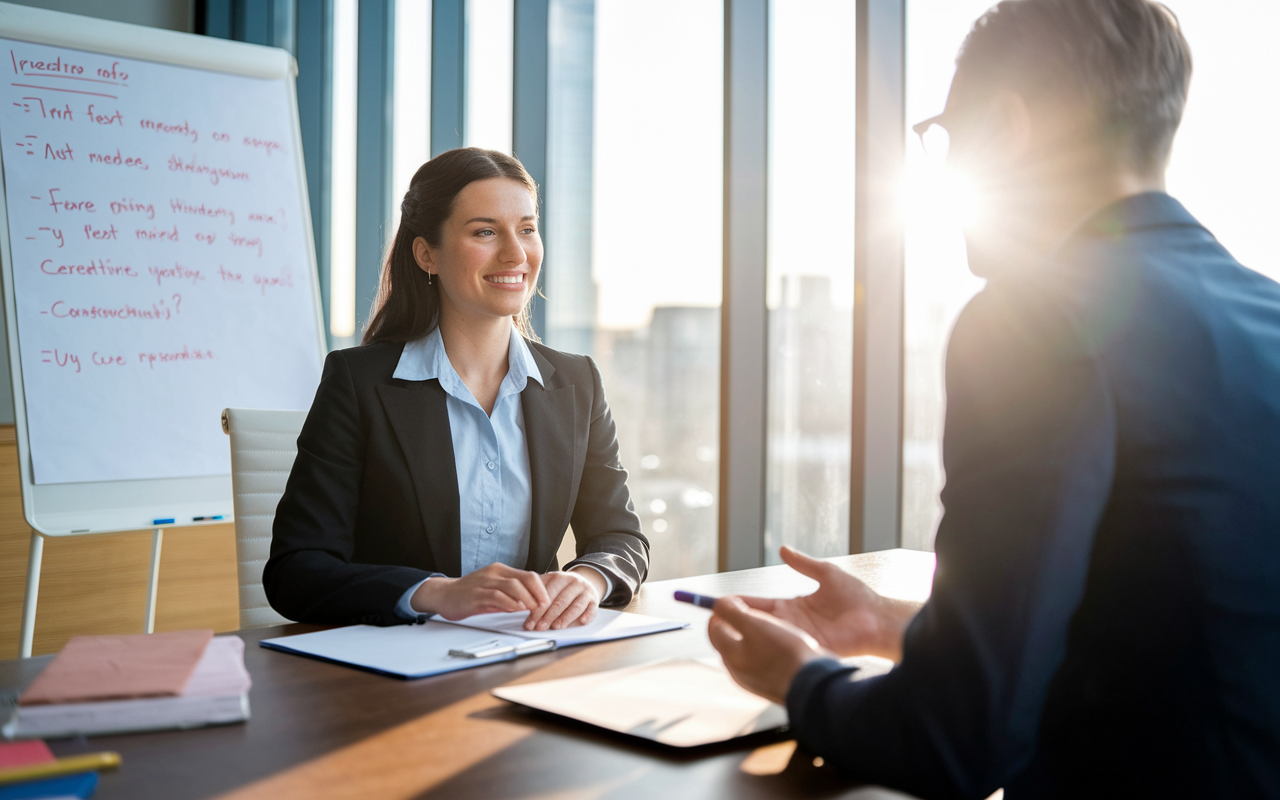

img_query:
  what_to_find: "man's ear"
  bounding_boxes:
[411,236,435,276]
[989,90,1033,161]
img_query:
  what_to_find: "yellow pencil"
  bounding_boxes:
[0,751,121,786]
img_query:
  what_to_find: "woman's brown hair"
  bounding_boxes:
[362,147,540,346]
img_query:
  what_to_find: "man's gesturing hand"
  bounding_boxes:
[708,596,830,705]
[737,546,921,662]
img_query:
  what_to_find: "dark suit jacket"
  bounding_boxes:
[264,338,649,627]
[787,194,1280,798]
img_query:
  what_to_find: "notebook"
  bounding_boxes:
[3,636,251,740]
[493,657,789,748]
[0,771,97,800]
[19,630,212,706]
[260,608,688,679]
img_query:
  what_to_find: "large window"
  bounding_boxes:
[465,0,514,153]
[328,0,360,348]
[392,0,431,225]
[765,0,857,561]
[1161,0,1280,284]
[577,0,724,580]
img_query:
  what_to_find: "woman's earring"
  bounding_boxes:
[427,272,434,286]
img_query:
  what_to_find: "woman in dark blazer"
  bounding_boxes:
[265,148,649,631]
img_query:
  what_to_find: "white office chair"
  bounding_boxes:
[221,407,307,629]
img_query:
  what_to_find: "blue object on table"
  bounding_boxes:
[0,770,98,799]
[673,591,718,610]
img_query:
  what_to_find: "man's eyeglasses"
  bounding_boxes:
[913,113,950,162]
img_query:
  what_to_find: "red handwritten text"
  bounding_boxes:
[40,349,80,372]
[46,297,178,321]
[148,263,204,286]
[253,268,294,295]
[247,209,285,228]
[242,136,282,157]
[47,189,94,213]
[88,148,148,170]
[217,266,243,283]
[83,223,118,241]
[140,118,197,143]
[97,61,128,81]
[12,51,84,76]
[228,233,263,257]
[138,345,214,369]
[110,198,155,219]
[41,258,136,277]
[136,225,179,242]
[169,198,235,224]
[167,154,249,186]
[44,142,72,161]
[84,104,123,126]
[92,352,126,366]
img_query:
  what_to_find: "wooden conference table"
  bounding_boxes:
[1,549,937,800]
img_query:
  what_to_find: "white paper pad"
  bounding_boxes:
[493,658,788,748]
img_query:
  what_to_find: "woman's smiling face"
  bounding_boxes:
[414,177,542,325]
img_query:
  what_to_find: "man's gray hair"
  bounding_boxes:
[957,0,1193,174]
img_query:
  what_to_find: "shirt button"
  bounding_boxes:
[486,525,495,534]
[486,461,495,470]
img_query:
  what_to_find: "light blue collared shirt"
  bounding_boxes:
[393,326,539,620]
[391,327,612,620]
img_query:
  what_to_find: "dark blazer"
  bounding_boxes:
[787,194,1280,798]
[264,338,649,627]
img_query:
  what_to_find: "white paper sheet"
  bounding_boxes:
[433,607,687,644]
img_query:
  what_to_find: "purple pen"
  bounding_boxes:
[674,590,718,609]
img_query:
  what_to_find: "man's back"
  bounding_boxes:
[785,193,1280,798]
[1011,192,1280,795]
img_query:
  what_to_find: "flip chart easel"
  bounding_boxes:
[0,3,326,656]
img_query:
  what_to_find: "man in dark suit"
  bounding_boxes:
[709,0,1280,797]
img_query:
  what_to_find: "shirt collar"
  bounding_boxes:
[392,325,544,394]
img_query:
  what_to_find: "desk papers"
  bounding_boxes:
[19,630,213,705]
[432,608,685,645]
[493,658,789,748]
[259,608,687,680]
[4,636,251,740]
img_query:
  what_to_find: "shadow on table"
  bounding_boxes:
[413,703,916,800]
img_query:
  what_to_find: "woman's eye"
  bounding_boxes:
[475,229,495,237]
[522,228,537,235]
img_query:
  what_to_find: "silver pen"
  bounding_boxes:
[449,638,557,659]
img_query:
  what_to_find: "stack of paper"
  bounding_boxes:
[2,631,251,740]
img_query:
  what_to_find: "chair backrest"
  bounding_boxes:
[221,407,307,629]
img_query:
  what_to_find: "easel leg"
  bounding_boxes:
[20,531,44,658]
[145,528,164,634]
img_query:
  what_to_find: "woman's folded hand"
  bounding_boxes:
[411,562,550,620]
[524,568,606,631]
